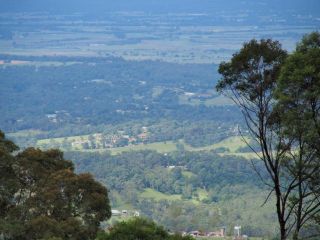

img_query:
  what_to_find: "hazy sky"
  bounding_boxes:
[0,0,319,15]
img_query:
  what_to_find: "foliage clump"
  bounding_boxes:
[97,217,194,240]
[216,32,320,240]
[0,131,111,240]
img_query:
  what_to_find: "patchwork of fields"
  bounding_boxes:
[0,12,318,64]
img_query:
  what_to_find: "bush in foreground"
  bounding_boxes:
[97,217,194,240]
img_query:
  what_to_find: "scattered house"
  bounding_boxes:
[167,165,176,169]
[111,209,140,217]
[110,135,120,144]
[133,211,140,217]
[188,231,206,237]
[46,114,57,122]
[121,210,128,215]
[111,210,121,216]
[185,228,226,238]
[128,137,137,143]
[188,231,200,237]
[166,165,187,170]
[207,228,225,237]
[138,132,148,140]
[46,111,71,123]
[184,92,196,97]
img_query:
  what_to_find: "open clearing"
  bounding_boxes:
[141,188,182,201]
[33,134,257,159]
[140,188,207,205]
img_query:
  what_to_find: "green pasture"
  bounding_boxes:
[109,141,178,155]
[37,134,91,145]
[141,188,182,201]
[33,133,258,159]
[140,188,206,205]
[8,129,46,138]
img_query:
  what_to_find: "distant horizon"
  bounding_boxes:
[1,0,319,14]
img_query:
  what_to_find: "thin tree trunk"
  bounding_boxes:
[275,177,287,240]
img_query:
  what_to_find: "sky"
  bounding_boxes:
[0,0,319,14]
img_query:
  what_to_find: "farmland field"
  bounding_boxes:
[0,11,318,64]
[33,134,256,158]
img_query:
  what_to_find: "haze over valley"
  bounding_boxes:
[1,1,320,239]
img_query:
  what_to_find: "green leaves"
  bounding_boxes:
[217,39,287,103]
[0,130,18,153]
[0,132,111,240]
[275,32,320,229]
[97,217,194,240]
[275,32,320,155]
[216,32,320,239]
